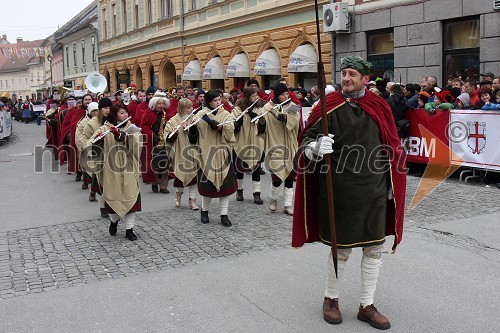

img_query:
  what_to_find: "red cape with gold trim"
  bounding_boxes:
[291,90,407,251]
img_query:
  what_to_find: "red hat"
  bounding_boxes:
[435,90,453,103]
[130,83,137,88]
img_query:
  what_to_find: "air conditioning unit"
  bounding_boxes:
[323,2,349,33]
[494,0,500,10]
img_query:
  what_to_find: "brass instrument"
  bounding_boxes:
[121,86,135,105]
[167,86,177,99]
[251,98,292,123]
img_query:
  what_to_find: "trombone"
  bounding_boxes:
[251,98,291,123]
[184,104,225,131]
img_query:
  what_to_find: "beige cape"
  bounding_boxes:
[164,113,198,186]
[263,101,300,181]
[232,106,265,168]
[85,121,143,217]
[193,107,235,191]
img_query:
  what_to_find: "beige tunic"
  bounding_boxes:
[85,121,143,217]
[232,106,265,168]
[164,114,198,186]
[193,107,235,191]
[263,101,300,181]
[79,117,103,174]
[75,116,90,152]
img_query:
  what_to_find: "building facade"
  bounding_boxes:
[54,1,99,90]
[0,37,46,100]
[98,0,500,93]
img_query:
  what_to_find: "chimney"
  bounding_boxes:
[1,34,6,40]
[16,37,23,43]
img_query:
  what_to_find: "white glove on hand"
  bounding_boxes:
[304,134,334,160]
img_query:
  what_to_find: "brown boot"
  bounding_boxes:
[89,192,96,202]
[236,189,244,201]
[253,192,263,205]
[357,304,391,330]
[323,297,342,324]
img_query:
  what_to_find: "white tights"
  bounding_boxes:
[325,245,382,307]
[109,212,136,230]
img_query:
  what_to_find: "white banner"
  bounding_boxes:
[449,110,500,171]
[0,110,12,139]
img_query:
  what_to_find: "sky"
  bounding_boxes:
[1,0,95,43]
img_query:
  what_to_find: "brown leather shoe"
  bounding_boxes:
[236,189,244,201]
[323,297,342,324]
[253,192,263,205]
[89,192,96,202]
[357,304,391,330]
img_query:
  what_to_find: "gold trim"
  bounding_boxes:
[319,235,386,248]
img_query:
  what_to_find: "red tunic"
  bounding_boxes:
[292,90,407,251]
[58,106,86,172]
[140,108,163,184]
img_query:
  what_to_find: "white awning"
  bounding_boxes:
[287,44,318,73]
[182,59,202,81]
[202,57,224,80]
[254,49,281,76]
[226,53,250,78]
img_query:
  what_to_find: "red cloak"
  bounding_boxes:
[58,106,86,172]
[140,108,162,184]
[127,99,139,120]
[292,90,407,251]
[132,101,150,128]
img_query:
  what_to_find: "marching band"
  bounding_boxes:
[44,76,303,241]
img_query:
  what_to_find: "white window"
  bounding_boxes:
[91,36,96,62]
[122,0,127,33]
[160,0,173,19]
[134,0,140,28]
[190,0,196,11]
[112,4,117,36]
[81,40,86,65]
[66,46,69,68]
[73,43,77,66]
[147,0,152,24]
[102,9,107,39]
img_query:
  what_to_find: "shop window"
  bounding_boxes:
[366,30,394,81]
[443,17,480,83]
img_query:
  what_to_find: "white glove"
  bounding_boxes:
[304,134,334,160]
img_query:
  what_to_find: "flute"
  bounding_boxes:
[167,105,203,139]
[251,98,291,123]
[218,98,262,126]
[91,117,132,143]
[184,104,225,131]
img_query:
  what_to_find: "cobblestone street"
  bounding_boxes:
[1,172,499,300]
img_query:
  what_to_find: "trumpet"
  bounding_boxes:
[251,98,291,123]
[184,104,225,131]
[91,117,132,143]
[167,105,203,139]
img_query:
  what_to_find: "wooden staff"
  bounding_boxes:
[314,0,338,277]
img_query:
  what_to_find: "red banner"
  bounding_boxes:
[404,108,450,164]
